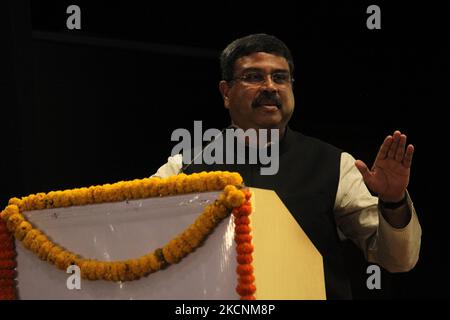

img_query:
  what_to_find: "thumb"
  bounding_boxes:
[354,160,372,183]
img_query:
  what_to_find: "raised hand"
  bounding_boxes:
[355,130,414,203]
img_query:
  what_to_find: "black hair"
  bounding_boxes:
[220,33,295,81]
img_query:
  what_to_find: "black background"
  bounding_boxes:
[1,0,449,300]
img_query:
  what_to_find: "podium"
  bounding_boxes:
[250,188,326,299]
[10,185,325,299]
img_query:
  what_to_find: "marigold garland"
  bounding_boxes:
[0,171,256,300]
[234,189,256,300]
[0,220,17,300]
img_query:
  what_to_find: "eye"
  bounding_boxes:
[243,73,264,83]
[272,73,290,84]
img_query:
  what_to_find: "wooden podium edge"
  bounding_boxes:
[250,187,326,300]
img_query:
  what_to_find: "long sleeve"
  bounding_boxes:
[334,152,422,272]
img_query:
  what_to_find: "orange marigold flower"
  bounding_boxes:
[0,279,15,288]
[0,234,12,243]
[236,284,256,296]
[237,254,253,264]
[235,225,251,234]
[242,189,252,200]
[236,264,253,275]
[0,238,14,250]
[238,205,252,216]
[240,295,256,300]
[237,243,254,254]
[232,208,240,217]
[235,216,250,225]
[239,275,255,284]
[0,289,17,300]
[0,260,17,270]
[0,270,16,279]
[0,250,16,260]
[234,234,252,244]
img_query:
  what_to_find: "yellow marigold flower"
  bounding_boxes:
[157,181,170,197]
[174,237,192,257]
[114,261,127,281]
[86,260,99,280]
[230,172,243,185]
[19,196,31,211]
[194,218,213,235]
[196,212,215,230]
[86,187,96,204]
[95,262,107,280]
[103,262,114,281]
[166,239,184,261]
[92,186,106,203]
[1,205,19,222]
[179,176,193,193]
[46,191,57,208]
[137,256,151,277]
[135,180,146,198]
[22,229,42,248]
[215,203,229,219]
[62,191,74,207]
[34,193,47,210]
[147,179,159,197]
[180,229,199,250]
[146,253,162,272]
[139,179,151,198]
[224,185,238,195]
[55,251,69,270]
[126,259,142,279]
[30,234,49,254]
[225,190,245,208]
[175,174,187,194]
[162,245,177,264]
[47,246,64,265]
[8,197,24,211]
[6,213,25,232]
[59,252,78,271]
[188,225,204,242]
[51,191,64,208]
[79,260,90,279]
[14,221,33,241]
[109,263,120,282]
[37,241,54,260]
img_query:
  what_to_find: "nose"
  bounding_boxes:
[260,75,278,93]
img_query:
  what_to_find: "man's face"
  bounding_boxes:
[219,52,295,133]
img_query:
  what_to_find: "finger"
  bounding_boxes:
[395,134,407,162]
[402,144,414,168]
[355,160,373,183]
[388,131,401,158]
[375,135,393,162]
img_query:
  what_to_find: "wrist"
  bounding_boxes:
[379,194,407,209]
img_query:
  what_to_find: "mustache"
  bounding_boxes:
[252,92,282,109]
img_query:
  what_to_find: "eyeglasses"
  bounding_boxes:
[230,71,294,86]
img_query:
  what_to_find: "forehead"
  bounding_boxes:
[234,52,290,73]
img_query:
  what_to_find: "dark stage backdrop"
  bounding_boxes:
[2,0,449,300]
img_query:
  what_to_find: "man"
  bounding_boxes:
[153,34,421,299]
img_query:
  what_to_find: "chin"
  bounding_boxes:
[255,117,283,129]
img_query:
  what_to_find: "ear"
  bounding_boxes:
[219,80,231,110]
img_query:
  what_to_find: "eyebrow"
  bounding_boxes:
[240,67,290,74]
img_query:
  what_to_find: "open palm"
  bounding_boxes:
[355,131,414,203]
